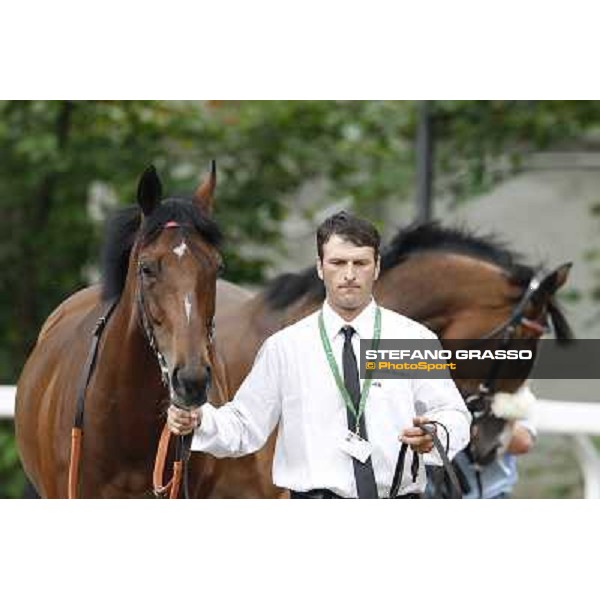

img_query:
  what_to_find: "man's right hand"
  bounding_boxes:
[167,405,202,436]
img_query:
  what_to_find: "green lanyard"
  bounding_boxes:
[318,306,381,433]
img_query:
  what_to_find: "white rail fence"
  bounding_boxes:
[2,385,600,497]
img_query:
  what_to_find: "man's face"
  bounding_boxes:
[316,234,380,314]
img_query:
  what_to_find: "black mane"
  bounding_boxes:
[381,221,525,273]
[101,198,221,301]
[265,221,534,310]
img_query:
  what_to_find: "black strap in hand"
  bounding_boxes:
[389,421,462,499]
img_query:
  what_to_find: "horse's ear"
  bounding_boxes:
[542,262,572,295]
[193,160,216,214]
[137,165,163,216]
[551,262,572,292]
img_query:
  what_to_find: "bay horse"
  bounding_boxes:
[15,164,250,498]
[213,222,573,496]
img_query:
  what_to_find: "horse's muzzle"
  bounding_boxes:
[171,365,211,408]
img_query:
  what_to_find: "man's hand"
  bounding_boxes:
[400,416,436,454]
[506,422,534,455]
[167,405,202,436]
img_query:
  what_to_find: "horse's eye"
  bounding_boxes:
[217,263,225,277]
[140,262,157,279]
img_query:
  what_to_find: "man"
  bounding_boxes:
[168,211,471,498]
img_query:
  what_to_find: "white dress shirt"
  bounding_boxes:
[192,299,471,497]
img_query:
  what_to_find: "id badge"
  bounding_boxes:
[340,430,373,463]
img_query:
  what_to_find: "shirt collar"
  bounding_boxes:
[321,298,377,342]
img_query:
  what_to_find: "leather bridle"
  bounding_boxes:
[477,268,551,341]
[465,268,551,414]
[138,276,214,499]
[137,222,217,499]
[135,258,216,405]
[461,268,552,496]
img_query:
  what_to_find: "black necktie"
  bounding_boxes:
[341,325,378,499]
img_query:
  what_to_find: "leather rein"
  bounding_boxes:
[390,421,462,499]
[68,221,217,499]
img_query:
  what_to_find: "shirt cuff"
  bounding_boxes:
[191,402,218,451]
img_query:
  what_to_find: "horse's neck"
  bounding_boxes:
[94,281,166,431]
[374,253,509,335]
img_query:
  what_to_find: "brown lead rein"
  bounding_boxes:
[68,428,83,499]
[68,299,118,499]
[153,424,184,499]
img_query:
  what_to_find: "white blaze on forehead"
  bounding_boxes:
[173,241,188,259]
[184,294,192,324]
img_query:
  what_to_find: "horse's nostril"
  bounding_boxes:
[174,369,196,393]
[172,365,211,406]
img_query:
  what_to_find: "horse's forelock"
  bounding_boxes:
[101,198,222,301]
[140,198,222,249]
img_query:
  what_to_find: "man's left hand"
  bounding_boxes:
[400,416,436,454]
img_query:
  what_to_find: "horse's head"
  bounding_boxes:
[447,261,573,392]
[462,261,573,465]
[133,163,223,409]
[373,222,574,467]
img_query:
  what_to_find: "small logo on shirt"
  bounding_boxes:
[371,381,382,388]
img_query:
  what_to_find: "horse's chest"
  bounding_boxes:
[92,467,153,499]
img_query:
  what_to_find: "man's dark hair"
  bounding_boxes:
[316,210,381,261]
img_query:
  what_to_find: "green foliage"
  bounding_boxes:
[433,100,600,201]
[0,422,24,498]
[2,100,600,497]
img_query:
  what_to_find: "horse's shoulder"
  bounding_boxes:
[37,285,102,343]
